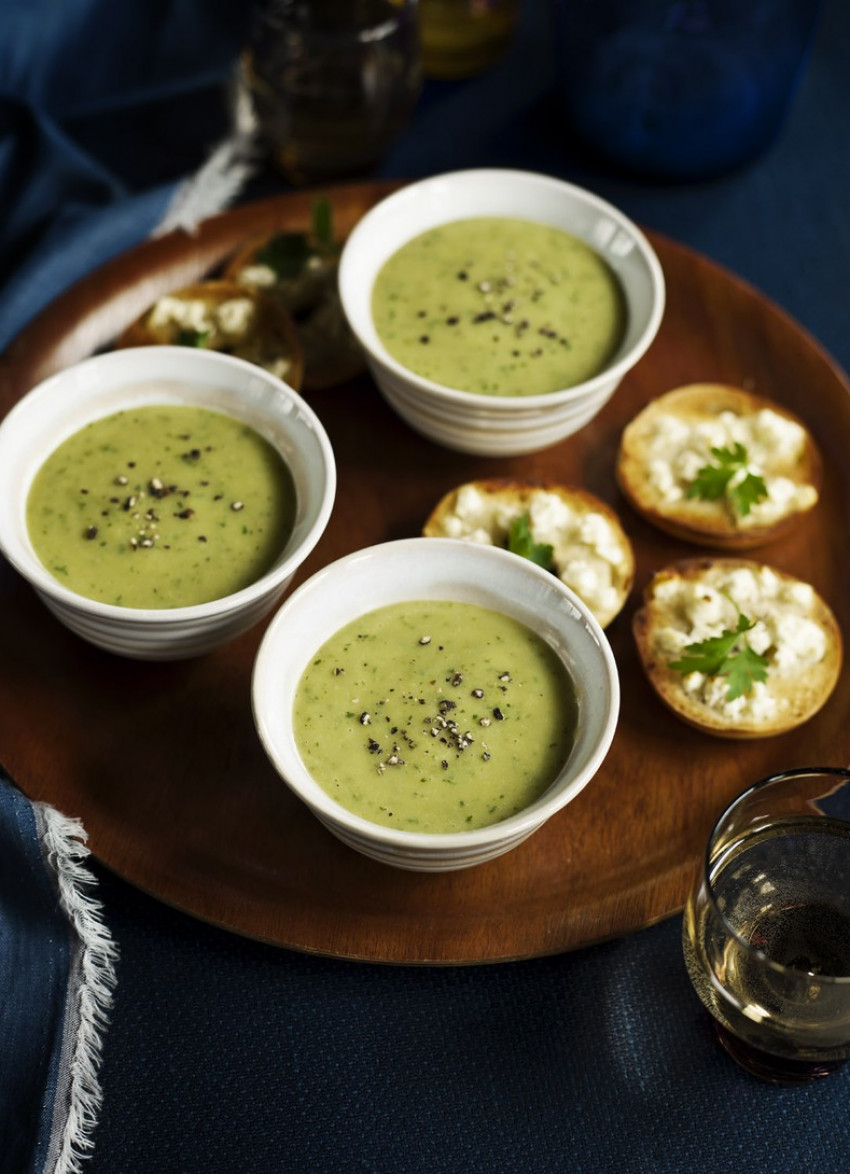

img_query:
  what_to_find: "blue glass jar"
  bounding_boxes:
[553,0,821,181]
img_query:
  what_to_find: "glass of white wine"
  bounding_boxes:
[683,767,850,1083]
[243,0,422,185]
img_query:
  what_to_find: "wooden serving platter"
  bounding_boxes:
[1,182,849,964]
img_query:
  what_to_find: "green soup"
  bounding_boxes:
[371,217,627,397]
[27,403,296,609]
[294,600,578,833]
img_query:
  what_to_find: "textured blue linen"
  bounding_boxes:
[2,0,850,1171]
[0,783,71,1174]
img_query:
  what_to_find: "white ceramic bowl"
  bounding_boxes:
[252,538,620,871]
[338,168,665,456]
[0,346,336,659]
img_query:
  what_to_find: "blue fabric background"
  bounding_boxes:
[2,0,849,1170]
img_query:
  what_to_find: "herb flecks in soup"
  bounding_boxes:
[27,402,296,608]
[294,601,578,833]
[371,217,627,397]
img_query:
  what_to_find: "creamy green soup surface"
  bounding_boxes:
[371,217,627,397]
[27,401,296,609]
[294,600,578,833]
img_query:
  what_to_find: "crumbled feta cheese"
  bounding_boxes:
[215,297,255,338]
[238,264,277,288]
[434,486,630,622]
[652,563,829,723]
[149,296,212,333]
[263,357,292,380]
[645,406,816,524]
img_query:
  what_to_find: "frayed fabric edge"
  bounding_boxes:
[35,806,119,1174]
[153,65,259,237]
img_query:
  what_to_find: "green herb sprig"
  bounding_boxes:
[255,195,338,280]
[669,610,769,701]
[176,328,211,348]
[686,443,768,517]
[507,513,556,573]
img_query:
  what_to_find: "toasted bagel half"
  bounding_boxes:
[117,280,305,390]
[633,557,842,739]
[423,478,635,629]
[224,233,364,391]
[616,384,821,548]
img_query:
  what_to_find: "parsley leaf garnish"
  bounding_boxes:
[669,611,769,701]
[176,328,211,348]
[255,232,313,279]
[507,513,556,573]
[685,443,768,517]
[254,196,339,279]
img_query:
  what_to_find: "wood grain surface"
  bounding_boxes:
[1,181,849,964]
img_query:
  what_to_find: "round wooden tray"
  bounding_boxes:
[1,182,849,964]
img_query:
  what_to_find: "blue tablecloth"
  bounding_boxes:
[2,1,850,1170]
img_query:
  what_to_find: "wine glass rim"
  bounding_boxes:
[702,765,850,983]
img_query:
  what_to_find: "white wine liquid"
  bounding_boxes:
[684,817,850,1064]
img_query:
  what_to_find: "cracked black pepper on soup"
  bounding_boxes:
[26,402,296,608]
[371,217,627,396]
[294,600,579,833]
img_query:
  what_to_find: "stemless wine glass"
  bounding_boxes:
[683,767,850,1083]
[243,0,422,185]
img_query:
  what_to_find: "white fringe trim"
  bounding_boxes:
[154,65,259,237]
[37,806,119,1174]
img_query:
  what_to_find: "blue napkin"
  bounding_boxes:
[0,776,117,1174]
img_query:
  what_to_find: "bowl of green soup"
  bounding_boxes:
[338,168,665,456]
[0,346,336,659]
[252,537,619,871]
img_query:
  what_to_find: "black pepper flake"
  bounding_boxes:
[84,526,97,540]
[80,488,89,495]
[441,760,448,770]
[176,508,195,519]
[492,707,505,721]
[473,311,496,324]
[419,335,430,344]
[198,535,207,543]
[457,271,468,281]
[446,316,459,326]
[471,688,484,698]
